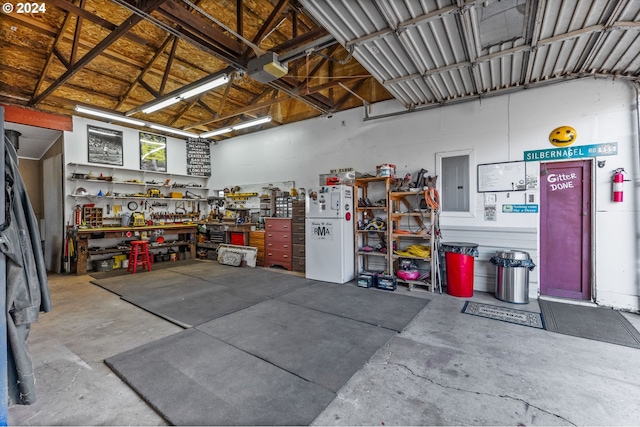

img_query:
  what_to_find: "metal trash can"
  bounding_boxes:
[490,250,535,304]
[441,242,479,298]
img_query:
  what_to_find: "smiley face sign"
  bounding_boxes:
[549,126,577,147]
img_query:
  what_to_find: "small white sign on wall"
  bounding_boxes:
[484,193,497,221]
[310,221,334,240]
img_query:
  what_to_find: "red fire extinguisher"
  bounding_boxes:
[74,205,82,226]
[612,168,625,202]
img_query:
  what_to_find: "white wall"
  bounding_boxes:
[209,78,639,312]
[65,116,193,174]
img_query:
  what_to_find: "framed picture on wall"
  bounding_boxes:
[87,125,123,166]
[139,132,167,172]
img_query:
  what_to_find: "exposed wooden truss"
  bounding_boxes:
[0,0,390,140]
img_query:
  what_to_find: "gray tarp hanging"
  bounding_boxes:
[1,138,52,405]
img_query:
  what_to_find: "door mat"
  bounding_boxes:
[540,300,640,349]
[462,301,545,329]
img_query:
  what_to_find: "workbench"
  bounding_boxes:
[195,222,254,252]
[70,224,198,275]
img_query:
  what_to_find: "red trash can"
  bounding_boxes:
[441,242,479,297]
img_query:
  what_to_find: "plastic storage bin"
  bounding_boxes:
[441,242,479,297]
[490,250,536,304]
[92,258,114,272]
[112,254,128,269]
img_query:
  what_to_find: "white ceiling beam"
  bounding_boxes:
[523,0,547,86]
[455,0,482,95]
[612,21,640,31]
[346,4,459,48]
[536,25,605,47]
[397,5,459,32]
[345,27,393,48]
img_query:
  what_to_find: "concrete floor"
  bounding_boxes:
[8,266,640,426]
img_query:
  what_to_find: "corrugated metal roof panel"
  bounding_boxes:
[590,29,640,75]
[301,0,640,112]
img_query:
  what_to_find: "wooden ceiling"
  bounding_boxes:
[0,0,392,140]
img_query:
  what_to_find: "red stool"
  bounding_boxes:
[128,240,152,274]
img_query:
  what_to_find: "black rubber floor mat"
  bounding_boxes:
[196,299,396,392]
[102,268,433,424]
[122,286,267,328]
[540,300,640,349]
[277,282,430,332]
[105,329,335,426]
[91,270,212,297]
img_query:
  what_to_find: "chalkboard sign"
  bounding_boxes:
[186,138,211,177]
[477,161,526,192]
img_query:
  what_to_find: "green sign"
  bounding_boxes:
[502,204,538,213]
[524,142,617,162]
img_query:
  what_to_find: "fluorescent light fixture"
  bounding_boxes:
[77,105,205,140]
[200,127,233,138]
[232,116,272,130]
[88,128,119,137]
[141,74,229,114]
[199,116,271,138]
[149,124,199,138]
[179,75,229,99]
[75,106,146,126]
[142,96,181,114]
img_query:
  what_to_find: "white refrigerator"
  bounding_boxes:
[305,185,355,283]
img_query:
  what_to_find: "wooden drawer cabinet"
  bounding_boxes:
[265,218,292,270]
[290,201,306,272]
[292,202,305,223]
[266,240,291,252]
[292,222,305,235]
[266,218,291,232]
[292,233,305,245]
[293,244,305,257]
[293,256,306,273]
[266,249,292,266]
[249,230,265,267]
[266,231,291,244]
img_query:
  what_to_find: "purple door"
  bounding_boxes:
[540,160,591,300]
